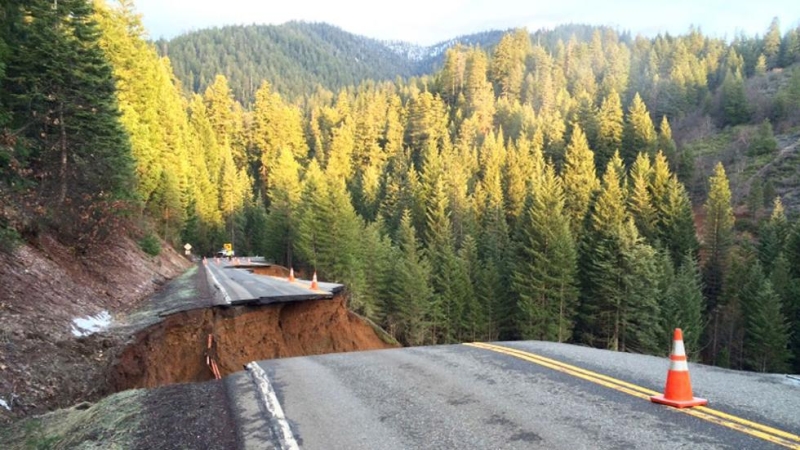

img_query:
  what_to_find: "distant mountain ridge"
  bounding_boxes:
[158,21,507,102]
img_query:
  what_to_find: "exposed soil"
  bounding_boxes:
[0,234,189,423]
[110,293,395,390]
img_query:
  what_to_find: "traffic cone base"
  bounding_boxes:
[650,394,707,408]
[651,328,707,409]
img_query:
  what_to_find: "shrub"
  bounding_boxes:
[138,233,161,257]
[0,221,21,254]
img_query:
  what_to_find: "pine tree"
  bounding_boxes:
[458,234,485,341]
[562,124,599,236]
[703,162,734,310]
[622,93,657,164]
[657,116,678,169]
[4,0,134,242]
[264,147,302,266]
[663,253,705,359]
[512,163,578,342]
[296,160,328,270]
[490,29,529,100]
[748,119,778,156]
[758,197,789,274]
[763,17,781,68]
[744,280,792,372]
[628,153,657,242]
[424,173,457,343]
[596,89,624,172]
[703,163,735,362]
[720,70,751,126]
[386,210,433,345]
[659,176,699,266]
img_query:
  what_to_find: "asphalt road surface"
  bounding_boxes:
[226,342,800,450]
[204,260,342,306]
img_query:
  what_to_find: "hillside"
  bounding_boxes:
[158,21,508,102]
[0,233,190,422]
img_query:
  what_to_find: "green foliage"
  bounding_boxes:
[744,277,792,373]
[747,120,778,156]
[703,163,734,309]
[0,220,21,254]
[161,22,431,102]
[512,164,578,342]
[661,253,706,359]
[138,233,161,256]
[720,70,751,126]
[622,93,657,163]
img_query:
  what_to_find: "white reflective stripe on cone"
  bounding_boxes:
[672,339,686,357]
[670,359,689,371]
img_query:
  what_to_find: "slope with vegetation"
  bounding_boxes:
[159,22,511,103]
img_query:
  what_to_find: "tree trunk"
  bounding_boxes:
[58,101,68,205]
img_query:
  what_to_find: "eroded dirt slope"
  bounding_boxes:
[0,234,189,422]
[111,294,395,390]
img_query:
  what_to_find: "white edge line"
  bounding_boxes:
[246,362,300,450]
[206,265,232,304]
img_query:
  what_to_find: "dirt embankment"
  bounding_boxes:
[0,234,190,422]
[111,294,395,390]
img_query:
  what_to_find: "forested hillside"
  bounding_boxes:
[2,0,800,375]
[159,22,508,103]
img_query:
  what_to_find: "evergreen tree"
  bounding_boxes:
[720,70,751,126]
[628,153,657,242]
[424,173,458,343]
[748,119,778,156]
[744,280,792,372]
[386,210,433,345]
[4,0,134,245]
[562,124,599,236]
[703,163,735,362]
[579,157,661,353]
[596,89,624,172]
[512,164,578,342]
[703,163,734,310]
[490,29,529,100]
[758,196,789,274]
[659,176,699,266]
[264,147,302,266]
[622,93,657,164]
[657,116,678,169]
[763,17,781,68]
[663,253,705,359]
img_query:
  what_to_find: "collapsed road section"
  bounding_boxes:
[109,259,397,391]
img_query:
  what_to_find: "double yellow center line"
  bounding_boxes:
[465,342,800,449]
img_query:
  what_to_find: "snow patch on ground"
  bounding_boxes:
[785,375,800,387]
[71,311,112,337]
[0,398,10,411]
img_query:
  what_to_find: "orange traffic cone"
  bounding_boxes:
[651,328,707,408]
[310,271,319,290]
[288,268,296,282]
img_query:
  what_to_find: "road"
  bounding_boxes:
[204,259,342,306]
[226,342,800,450]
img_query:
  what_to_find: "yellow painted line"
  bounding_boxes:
[465,342,800,449]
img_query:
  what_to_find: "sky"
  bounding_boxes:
[134,0,800,45]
